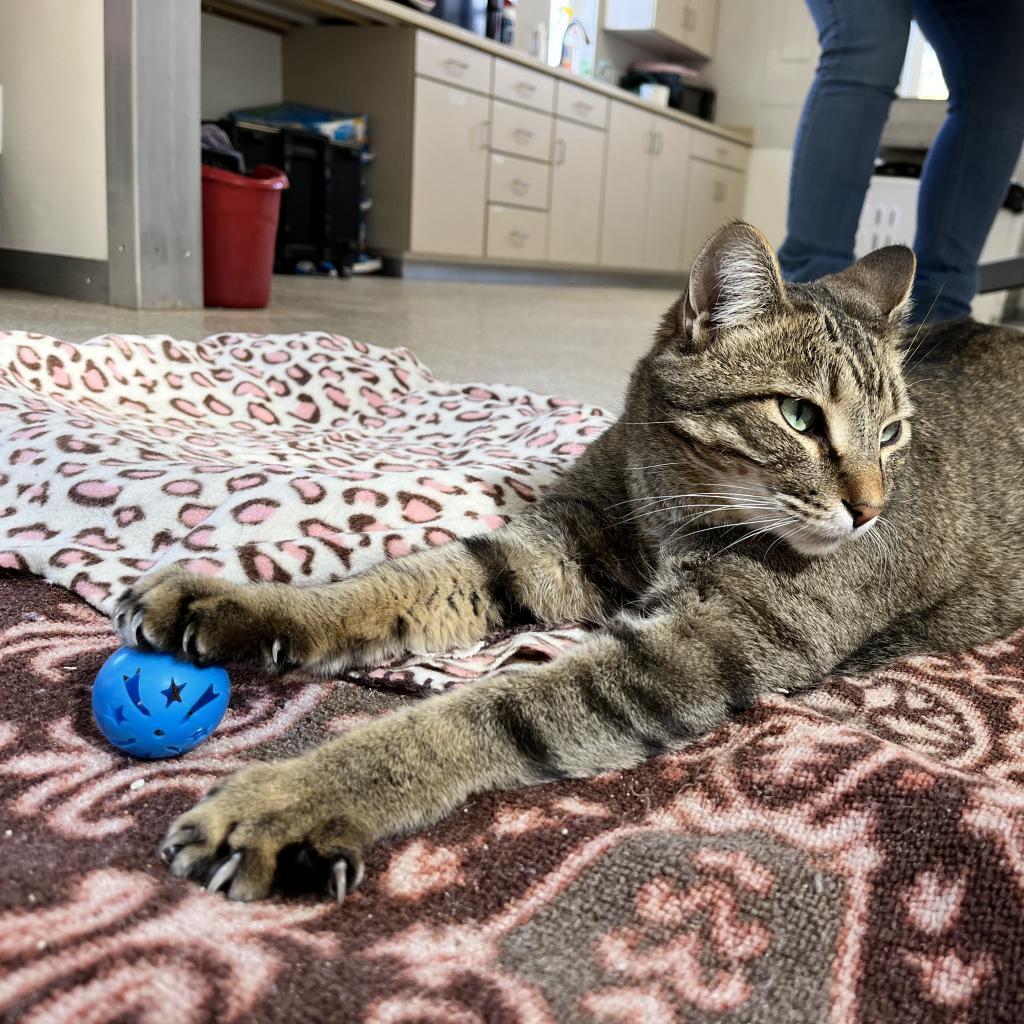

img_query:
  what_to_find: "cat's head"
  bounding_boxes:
[630,221,916,557]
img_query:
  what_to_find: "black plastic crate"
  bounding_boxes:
[220,120,368,274]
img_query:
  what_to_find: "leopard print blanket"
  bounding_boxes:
[0,330,596,691]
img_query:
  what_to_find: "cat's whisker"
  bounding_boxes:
[873,517,900,607]
[673,514,792,547]
[620,420,687,427]
[668,517,774,543]
[610,495,770,516]
[616,500,775,527]
[608,485,770,509]
[677,480,768,491]
[763,519,803,557]
[901,283,945,368]
[613,493,774,512]
[661,504,780,542]
[609,493,769,511]
[716,517,796,555]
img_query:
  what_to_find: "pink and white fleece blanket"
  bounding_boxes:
[0,331,607,692]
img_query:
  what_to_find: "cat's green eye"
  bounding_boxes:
[880,420,903,446]
[779,396,823,435]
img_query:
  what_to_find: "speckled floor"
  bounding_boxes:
[0,275,684,412]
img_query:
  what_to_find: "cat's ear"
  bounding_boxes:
[682,221,787,342]
[821,246,916,323]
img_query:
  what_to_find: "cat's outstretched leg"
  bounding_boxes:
[157,556,864,902]
[112,503,636,674]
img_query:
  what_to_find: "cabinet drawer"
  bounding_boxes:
[489,153,550,210]
[487,205,548,261]
[683,159,745,267]
[491,99,552,162]
[556,80,609,129]
[689,130,749,171]
[410,78,490,258]
[493,58,555,113]
[415,31,492,95]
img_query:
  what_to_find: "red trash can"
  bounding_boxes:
[201,164,289,308]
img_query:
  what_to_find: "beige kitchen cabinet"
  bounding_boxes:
[491,99,552,163]
[415,30,493,95]
[653,0,687,47]
[487,205,548,261]
[682,0,718,59]
[489,152,549,210]
[682,158,745,266]
[690,129,749,172]
[599,101,652,268]
[284,24,748,274]
[643,117,691,271]
[605,0,719,60]
[600,101,692,271]
[549,117,605,265]
[493,56,555,113]
[556,79,610,129]
[410,76,490,257]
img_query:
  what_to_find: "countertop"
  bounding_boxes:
[281,0,754,146]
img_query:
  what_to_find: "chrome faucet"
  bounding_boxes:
[559,18,591,72]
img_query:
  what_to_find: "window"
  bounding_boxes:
[899,23,948,101]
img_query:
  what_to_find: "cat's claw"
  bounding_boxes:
[159,825,199,864]
[129,608,148,649]
[327,853,365,904]
[206,851,243,894]
[110,568,312,670]
[182,621,199,660]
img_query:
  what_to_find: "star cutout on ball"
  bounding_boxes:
[160,678,185,707]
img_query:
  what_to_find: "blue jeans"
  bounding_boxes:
[778,0,1024,322]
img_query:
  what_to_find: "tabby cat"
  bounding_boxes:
[114,222,1024,903]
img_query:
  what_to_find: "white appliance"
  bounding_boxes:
[856,175,1024,323]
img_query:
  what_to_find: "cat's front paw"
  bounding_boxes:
[112,567,307,670]
[159,760,366,903]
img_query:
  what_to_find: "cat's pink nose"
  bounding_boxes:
[843,501,881,529]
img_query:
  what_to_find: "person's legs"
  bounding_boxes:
[778,0,912,283]
[911,0,1024,322]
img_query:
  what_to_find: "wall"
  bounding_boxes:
[704,0,818,247]
[740,149,794,250]
[0,0,107,260]
[201,13,283,120]
[594,33,657,86]
[509,0,551,59]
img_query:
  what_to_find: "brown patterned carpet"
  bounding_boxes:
[3,570,1024,1024]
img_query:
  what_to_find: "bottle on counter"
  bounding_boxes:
[529,20,547,60]
[500,0,516,45]
[486,0,502,40]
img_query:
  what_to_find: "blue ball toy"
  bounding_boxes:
[92,647,230,759]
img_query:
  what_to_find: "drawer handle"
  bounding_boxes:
[513,127,535,144]
[713,181,728,202]
[509,230,529,247]
[510,178,531,195]
[514,82,537,95]
[554,138,567,165]
[477,120,492,149]
[444,58,470,74]
[717,146,729,158]
[573,100,593,114]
